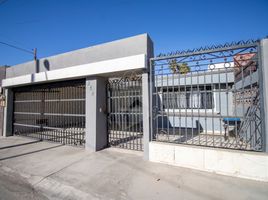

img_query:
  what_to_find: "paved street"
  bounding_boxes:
[0,136,268,200]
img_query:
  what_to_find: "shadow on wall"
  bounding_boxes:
[43,59,50,81]
[43,59,50,71]
[30,59,50,83]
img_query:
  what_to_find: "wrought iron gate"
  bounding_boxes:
[150,40,264,151]
[13,79,85,146]
[107,76,143,151]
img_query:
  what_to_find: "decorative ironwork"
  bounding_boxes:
[150,40,263,151]
[108,70,142,85]
[0,87,5,107]
[155,39,259,58]
[107,75,143,151]
[13,79,86,146]
[0,94,5,107]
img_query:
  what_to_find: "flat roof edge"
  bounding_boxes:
[2,54,147,88]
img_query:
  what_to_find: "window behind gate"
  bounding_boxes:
[162,86,214,109]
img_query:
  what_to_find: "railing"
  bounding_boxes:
[13,79,86,146]
[107,75,143,151]
[150,40,263,151]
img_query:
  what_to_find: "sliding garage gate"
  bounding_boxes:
[13,79,86,146]
[107,76,143,151]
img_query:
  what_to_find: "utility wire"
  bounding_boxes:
[0,34,33,50]
[0,41,34,55]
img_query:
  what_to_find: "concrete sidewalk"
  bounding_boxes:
[0,136,268,200]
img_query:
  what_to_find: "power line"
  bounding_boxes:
[0,34,33,50]
[0,41,34,54]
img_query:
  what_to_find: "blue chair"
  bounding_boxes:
[223,118,241,140]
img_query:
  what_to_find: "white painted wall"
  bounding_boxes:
[149,142,268,182]
[2,54,146,87]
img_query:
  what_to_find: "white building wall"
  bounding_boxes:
[149,142,268,182]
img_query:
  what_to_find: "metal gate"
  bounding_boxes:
[107,76,143,151]
[150,40,264,151]
[13,79,85,146]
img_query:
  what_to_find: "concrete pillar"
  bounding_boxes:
[260,38,268,152]
[0,66,6,136]
[142,73,150,160]
[3,88,13,137]
[85,77,107,151]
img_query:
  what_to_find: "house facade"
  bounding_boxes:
[2,34,268,182]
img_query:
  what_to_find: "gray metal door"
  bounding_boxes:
[107,76,143,151]
[13,79,86,146]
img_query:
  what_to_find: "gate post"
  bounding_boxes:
[85,77,107,151]
[260,38,268,152]
[142,72,150,160]
[3,88,13,137]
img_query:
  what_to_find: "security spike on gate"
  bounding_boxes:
[156,38,260,58]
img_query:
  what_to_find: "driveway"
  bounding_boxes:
[0,136,268,200]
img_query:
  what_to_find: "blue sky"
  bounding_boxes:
[0,0,267,66]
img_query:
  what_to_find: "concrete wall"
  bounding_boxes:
[3,88,13,137]
[6,33,153,78]
[149,142,268,182]
[0,66,6,136]
[3,54,147,87]
[142,73,150,160]
[85,77,107,151]
[260,38,268,152]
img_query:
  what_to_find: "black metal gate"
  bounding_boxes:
[13,79,85,146]
[150,40,263,151]
[107,76,143,151]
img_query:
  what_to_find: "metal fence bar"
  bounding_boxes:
[107,76,143,151]
[150,40,263,151]
[13,79,86,147]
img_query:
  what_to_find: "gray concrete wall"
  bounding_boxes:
[85,77,107,151]
[6,33,153,78]
[260,38,268,152]
[3,88,13,137]
[0,66,6,136]
[142,73,150,160]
